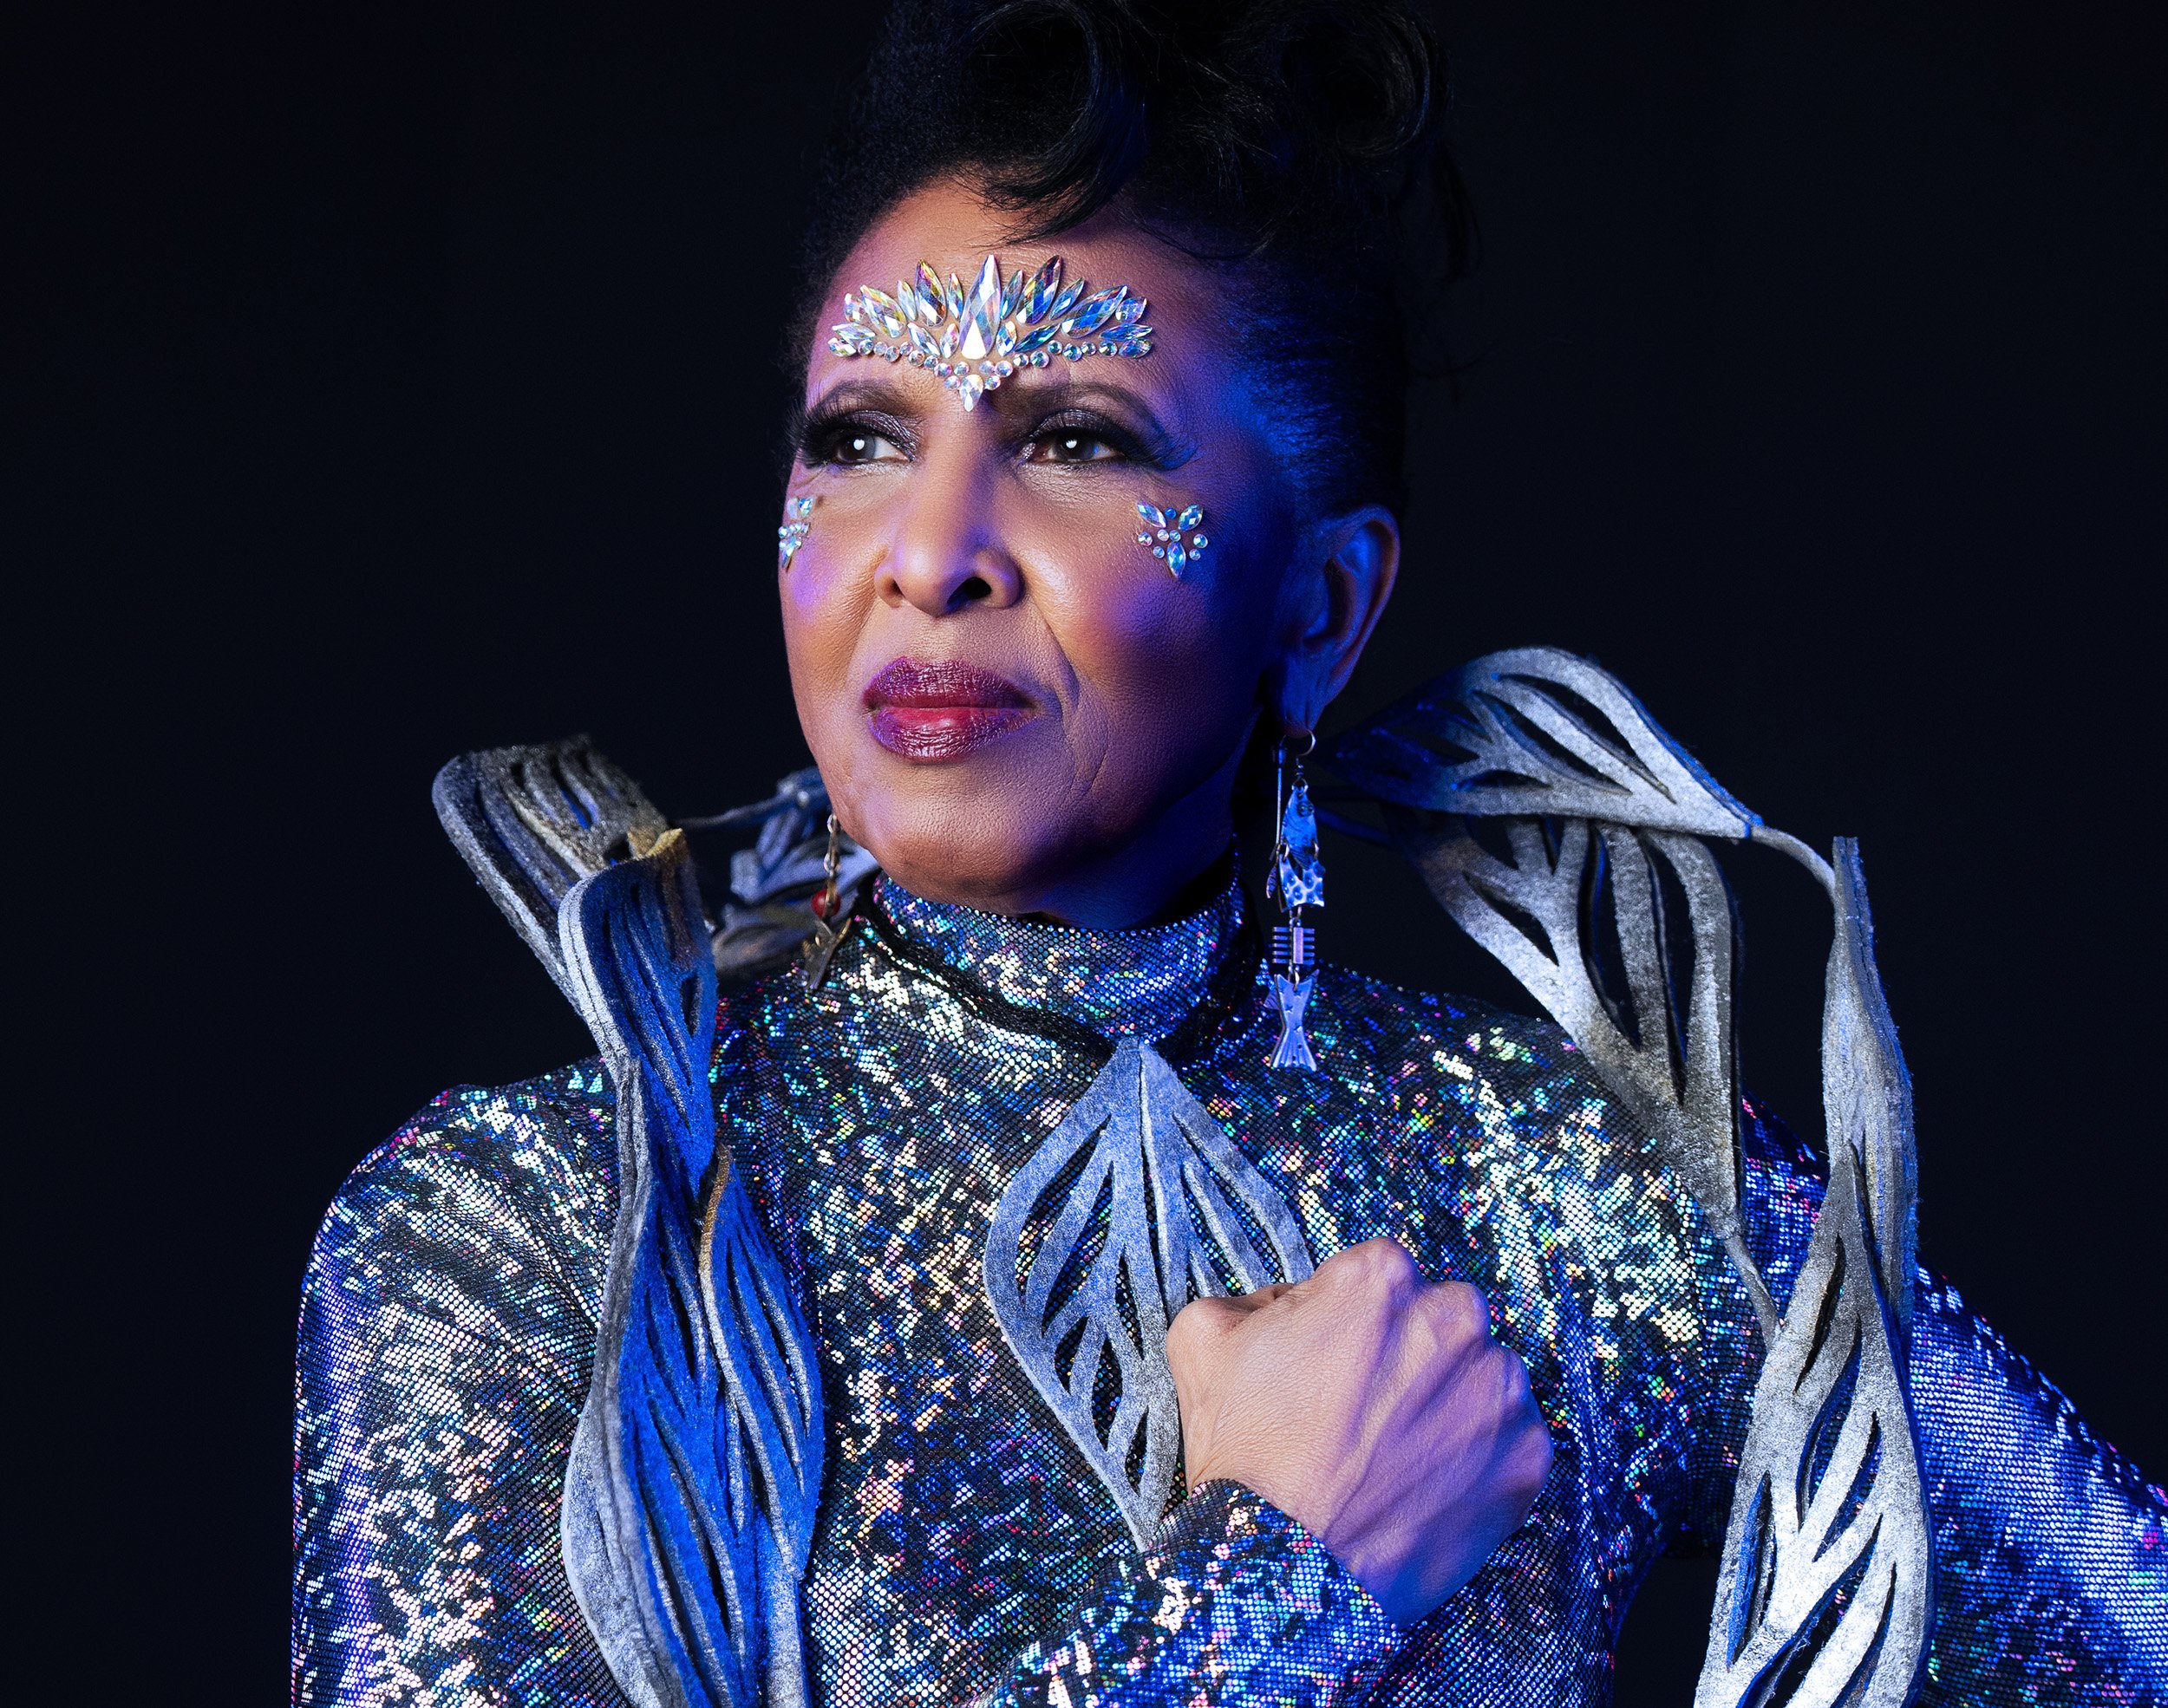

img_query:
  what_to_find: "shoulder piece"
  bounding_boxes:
[1324,647,1933,1708]
[434,739,830,1708]
[1327,644,1760,836]
[434,740,877,989]
[433,739,669,1001]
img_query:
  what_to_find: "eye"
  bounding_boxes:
[800,409,910,467]
[824,427,904,466]
[1031,427,1124,464]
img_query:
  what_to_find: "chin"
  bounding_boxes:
[862,814,1076,914]
[838,750,1085,911]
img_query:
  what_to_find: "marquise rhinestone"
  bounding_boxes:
[1024,257,1061,320]
[860,287,904,337]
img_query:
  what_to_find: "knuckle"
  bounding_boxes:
[1513,1420,1557,1497]
[1166,1297,1233,1359]
[1509,1354,1544,1418]
[1424,1280,1489,1340]
[1343,1236,1418,1293]
[1492,1340,1533,1397]
[1321,1241,1373,1287]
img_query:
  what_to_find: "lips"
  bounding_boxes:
[864,657,1037,761]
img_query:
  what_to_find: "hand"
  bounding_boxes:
[1166,1237,1553,1625]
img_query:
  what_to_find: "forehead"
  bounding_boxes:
[810,179,1233,391]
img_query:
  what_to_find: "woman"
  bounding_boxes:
[292,3,2164,1705]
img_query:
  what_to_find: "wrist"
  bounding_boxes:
[1162,1480,1407,1653]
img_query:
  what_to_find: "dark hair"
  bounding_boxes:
[794,0,1471,517]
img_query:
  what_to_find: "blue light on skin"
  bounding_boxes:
[779,176,1401,931]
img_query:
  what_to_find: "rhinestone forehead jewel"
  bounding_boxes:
[827,254,1153,410]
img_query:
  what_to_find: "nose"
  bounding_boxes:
[877,467,1023,616]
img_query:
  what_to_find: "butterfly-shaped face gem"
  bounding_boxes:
[1134,502,1211,577]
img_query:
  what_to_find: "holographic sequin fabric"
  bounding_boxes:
[293,1066,624,1707]
[976,1482,1401,1708]
[294,875,2168,1705]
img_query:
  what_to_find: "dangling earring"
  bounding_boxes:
[1266,727,1324,1071]
[778,495,816,570]
[800,812,853,988]
[1135,501,1209,577]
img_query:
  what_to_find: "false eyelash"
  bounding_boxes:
[799,405,914,466]
[1022,408,1176,469]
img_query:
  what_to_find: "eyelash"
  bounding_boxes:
[797,407,1164,469]
[1029,411,1157,466]
[798,409,911,467]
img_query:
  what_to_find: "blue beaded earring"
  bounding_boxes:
[1267,728,1325,1071]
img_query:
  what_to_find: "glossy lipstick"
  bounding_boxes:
[865,658,1035,761]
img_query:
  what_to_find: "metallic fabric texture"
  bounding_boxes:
[295,876,2167,1705]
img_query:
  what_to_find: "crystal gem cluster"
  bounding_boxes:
[777,496,814,570]
[828,254,1153,410]
[1136,503,1209,577]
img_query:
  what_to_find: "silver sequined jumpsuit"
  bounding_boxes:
[293,878,2167,1706]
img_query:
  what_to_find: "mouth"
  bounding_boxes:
[863,657,1038,761]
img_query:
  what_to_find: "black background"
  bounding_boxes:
[16,1,2163,1699]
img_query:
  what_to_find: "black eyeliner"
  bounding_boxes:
[799,401,915,466]
[1023,406,1178,469]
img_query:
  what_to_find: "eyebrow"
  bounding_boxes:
[795,369,1195,466]
[808,376,921,412]
[792,378,929,443]
[1030,375,1175,427]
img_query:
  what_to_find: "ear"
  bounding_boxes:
[1271,505,1401,732]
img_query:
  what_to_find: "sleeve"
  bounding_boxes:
[1682,1101,2168,1705]
[974,1482,1406,1708]
[291,1085,624,1708]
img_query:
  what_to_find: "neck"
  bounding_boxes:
[870,854,1250,1042]
[1021,795,1238,929]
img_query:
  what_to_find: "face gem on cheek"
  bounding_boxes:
[1136,502,1211,578]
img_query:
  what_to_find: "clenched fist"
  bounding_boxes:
[1166,1237,1553,1625]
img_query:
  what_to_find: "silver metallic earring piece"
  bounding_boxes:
[1267,732,1325,1071]
[778,496,815,570]
[1135,503,1209,577]
[800,812,854,989]
[828,253,1153,411]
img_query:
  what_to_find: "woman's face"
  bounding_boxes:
[780,179,1398,927]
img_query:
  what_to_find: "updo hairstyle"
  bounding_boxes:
[793,0,1471,518]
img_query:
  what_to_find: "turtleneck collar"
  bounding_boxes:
[870,864,1246,1039]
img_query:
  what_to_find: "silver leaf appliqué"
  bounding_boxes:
[984,1038,1314,1546]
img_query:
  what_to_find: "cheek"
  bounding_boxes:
[778,551,865,749]
[1044,541,1275,772]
